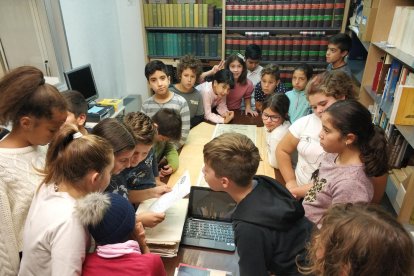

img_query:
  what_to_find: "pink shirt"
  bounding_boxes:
[226,79,254,110]
[197,82,229,124]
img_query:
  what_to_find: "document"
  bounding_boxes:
[212,124,257,144]
[148,170,191,213]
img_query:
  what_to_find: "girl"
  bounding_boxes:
[261,94,291,169]
[276,70,356,190]
[78,192,166,276]
[301,203,414,276]
[254,63,287,112]
[197,69,235,124]
[286,64,313,123]
[225,54,258,116]
[19,124,114,275]
[0,66,67,274]
[170,55,205,128]
[295,100,389,225]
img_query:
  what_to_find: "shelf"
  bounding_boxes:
[373,42,414,70]
[146,27,222,32]
[261,60,328,66]
[349,25,370,51]
[148,55,222,61]
[226,27,341,34]
[363,85,382,104]
[396,125,414,149]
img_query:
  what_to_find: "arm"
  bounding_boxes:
[244,81,258,116]
[289,183,313,199]
[371,174,388,204]
[201,88,225,123]
[136,212,166,228]
[131,221,150,254]
[276,131,300,189]
[255,101,263,113]
[179,102,191,146]
[128,185,172,204]
[199,60,224,83]
[267,128,288,169]
[191,92,205,127]
[163,142,179,171]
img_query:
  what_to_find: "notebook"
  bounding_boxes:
[181,186,237,252]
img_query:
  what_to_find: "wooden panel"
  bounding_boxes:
[398,172,414,224]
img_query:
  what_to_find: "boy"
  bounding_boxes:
[169,55,204,128]
[152,108,181,178]
[62,90,88,134]
[141,60,190,147]
[203,133,313,276]
[245,44,263,86]
[326,33,353,77]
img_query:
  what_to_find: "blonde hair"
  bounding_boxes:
[123,112,157,145]
[203,133,260,187]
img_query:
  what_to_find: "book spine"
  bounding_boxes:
[274,3,282,27]
[333,0,345,28]
[194,4,199,27]
[262,36,270,61]
[303,2,311,27]
[266,4,275,28]
[269,36,277,61]
[319,36,328,62]
[292,36,302,61]
[324,0,335,28]
[253,3,261,28]
[259,3,268,27]
[208,5,215,27]
[289,1,298,28]
[281,1,289,28]
[245,3,255,28]
[309,37,320,61]
[296,0,304,27]
[225,2,233,27]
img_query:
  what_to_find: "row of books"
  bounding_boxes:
[225,34,329,62]
[388,6,414,57]
[143,4,222,27]
[225,0,345,28]
[147,32,222,58]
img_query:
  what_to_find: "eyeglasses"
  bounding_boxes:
[261,112,281,122]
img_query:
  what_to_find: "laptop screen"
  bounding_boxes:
[189,187,237,222]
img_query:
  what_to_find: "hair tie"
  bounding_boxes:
[237,53,245,61]
[40,78,45,85]
[73,132,83,139]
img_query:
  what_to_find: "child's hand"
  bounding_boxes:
[223,111,234,123]
[137,212,166,228]
[151,185,172,198]
[212,60,224,74]
[159,164,173,177]
[245,108,258,117]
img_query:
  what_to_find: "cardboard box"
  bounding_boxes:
[358,7,378,42]
[96,98,124,112]
[363,0,379,8]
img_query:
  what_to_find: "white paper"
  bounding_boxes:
[148,170,191,213]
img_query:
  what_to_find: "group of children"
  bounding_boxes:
[0,32,413,276]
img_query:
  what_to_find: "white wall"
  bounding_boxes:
[60,0,147,100]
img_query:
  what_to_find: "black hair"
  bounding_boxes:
[151,108,182,141]
[245,44,262,60]
[328,33,352,53]
[294,63,314,80]
[325,100,389,177]
[225,54,248,85]
[212,69,235,89]
[144,60,169,80]
[262,93,290,122]
[61,90,88,117]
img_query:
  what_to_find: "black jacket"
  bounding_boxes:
[232,175,314,276]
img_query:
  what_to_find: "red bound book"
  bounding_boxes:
[372,60,384,92]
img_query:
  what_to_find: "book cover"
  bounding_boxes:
[386,60,403,100]
[177,263,232,276]
[372,59,384,92]
[194,4,199,27]
[391,86,414,125]
[202,4,208,27]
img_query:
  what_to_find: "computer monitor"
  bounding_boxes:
[64,64,99,103]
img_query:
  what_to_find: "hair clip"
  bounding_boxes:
[236,52,245,61]
[39,78,45,85]
[73,132,83,139]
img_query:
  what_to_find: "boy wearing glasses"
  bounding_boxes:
[254,64,287,112]
[261,94,291,169]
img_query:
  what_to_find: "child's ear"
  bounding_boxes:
[90,171,102,191]
[345,133,356,146]
[221,176,230,189]
[20,116,34,130]
[341,50,349,58]
[77,113,87,126]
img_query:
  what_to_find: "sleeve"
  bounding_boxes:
[330,176,373,205]
[288,115,307,139]
[51,218,88,276]
[216,97,229,117]
[201,87,225,124]
[164,142,179,171]
[179,100,191,146]
[254,82,262,101]
[234,222,271,276]
[140,98,150,113]
[243,80,254,100]
[151,151,159,178]
[268,125,290,168]
[195,91,205,116]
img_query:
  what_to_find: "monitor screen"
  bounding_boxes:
[64,64,98,103]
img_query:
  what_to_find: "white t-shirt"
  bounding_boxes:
[19,184,89,276]
[265,120,290,169]
[289,113,325,186]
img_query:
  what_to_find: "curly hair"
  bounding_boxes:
[123,112,157,145]
[176,55,203,81]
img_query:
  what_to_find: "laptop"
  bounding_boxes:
[181,186,237,252]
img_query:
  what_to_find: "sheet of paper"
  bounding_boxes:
[148,170,191,213]
[212,124,257,144]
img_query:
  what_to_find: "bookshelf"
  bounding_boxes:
[358,0,414,222]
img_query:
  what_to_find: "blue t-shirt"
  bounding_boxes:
[254,82,287,103]
[125,148,159,190]
[286,89,311,123]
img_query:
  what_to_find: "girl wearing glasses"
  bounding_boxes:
[262,94,290,169]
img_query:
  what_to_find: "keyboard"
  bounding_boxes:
[183,219,234,243]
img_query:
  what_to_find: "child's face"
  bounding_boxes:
[180,68,197,91]
[94,155,114,192]
[326,43,346,65]
[112,148,134,175]
[261,74,279,95]
[292,70,308,91]
[308,93,338,118]
[319,112,345,153]
[130,144,152,167]
[26,109,67,146]
[228,60,243,80]
[148,70,170,97]
[245,58,259,72]
[261,107,283,131]
[212,81,230,99]
[202,162,223,191]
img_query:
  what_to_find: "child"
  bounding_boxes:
[91,118,136,177]
[203,133,313,276]
[262,94,291,169]
[293,100,389,225]
[152,108,181,178]
[19,124,114,275]
[141,60,190,147]
[62,90,89,134]
[197,69,235,124]
[78,193,166,276]
[254,64,288,112]
[276,71,357,190]
[286,64,313,123]
[0,66,67,274]
[301,203,414,276]
[326,33,352,77]
[225,54,257,116]
[245,43,263,86]
[169,55,204,128]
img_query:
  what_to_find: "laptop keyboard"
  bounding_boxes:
[183,219,234,243]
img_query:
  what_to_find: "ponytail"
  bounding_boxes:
[360,125,389,177]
